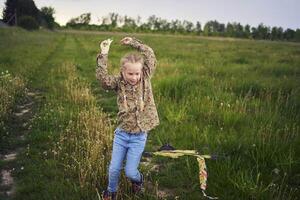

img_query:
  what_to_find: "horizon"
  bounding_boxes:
[0,0,299,30]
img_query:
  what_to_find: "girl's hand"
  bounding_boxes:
[100,38,113,54]
[120,37,133,45]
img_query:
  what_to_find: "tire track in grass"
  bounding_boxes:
[13,35,102,200]
[0,35,67,200]
[0,90,43,199]
[29,35,67,88]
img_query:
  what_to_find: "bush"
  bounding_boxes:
[18,15,39,30]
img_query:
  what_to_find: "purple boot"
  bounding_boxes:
[131,173,144,194]
[101,190,117,200]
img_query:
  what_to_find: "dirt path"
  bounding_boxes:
[0,89,43,199]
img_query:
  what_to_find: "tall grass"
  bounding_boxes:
[0,70,26,150]
[1,28,299,199]
[50,63,114,194]
[64,32,300,199]
[0,71,25,120]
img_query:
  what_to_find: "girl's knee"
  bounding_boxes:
[125,168,139,180]
[109,165,121,176]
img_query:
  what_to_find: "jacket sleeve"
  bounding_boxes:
[96,53,119,91]
[128,38,157,78]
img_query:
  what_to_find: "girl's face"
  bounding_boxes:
[122,62,143,86]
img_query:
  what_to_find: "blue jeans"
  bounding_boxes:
[107,127,148,192]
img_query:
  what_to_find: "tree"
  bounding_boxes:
[195,21,202,35]
[203,21,213,36]
[169,20,177,32]
[217,22,225,36]
[2,0,39,26]
[257,23,270,39]
[79,13,91,24]
[244,24,251,38]
[226,23,234,37]
[295,29,300,42]
[108,12,118,28]
[233,22,244,37]
[161,20,171,32]
[251,27,258,39]
[270,26,283,40]
[67,12,91,26]
[147,15,158,30]
[40,6,55,29]
[2,0,17,25]
[153,17,162,31]
[203,20,225,36]
[284,28,295,41]
[183,20,194,33]
[276,27,284,40]
[136,15,142,27]
[18,15,38,30]
[172,20,185,33]
[122,15,137,31]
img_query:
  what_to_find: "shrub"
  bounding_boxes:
[18,15,39,30]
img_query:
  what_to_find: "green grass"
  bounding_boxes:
[0,28,299,199]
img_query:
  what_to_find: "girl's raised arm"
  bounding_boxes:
[96,39,119,90]
[121,37,157,78]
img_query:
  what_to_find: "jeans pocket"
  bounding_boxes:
[137,133,147,142]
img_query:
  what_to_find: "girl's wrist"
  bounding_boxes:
[101,51,109,55]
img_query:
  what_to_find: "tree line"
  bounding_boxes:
[1,0,299,42]
[66,12,300,42]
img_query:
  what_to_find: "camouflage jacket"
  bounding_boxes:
[96,38,160,134]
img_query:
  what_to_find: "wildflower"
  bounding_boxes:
[52,150,58,155]
[269,183,276,187]
[272,168,280,175]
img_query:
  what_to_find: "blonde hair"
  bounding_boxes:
[120,52,144,70]
[120,52,145,112]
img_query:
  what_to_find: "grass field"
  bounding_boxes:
[0,27,299,200]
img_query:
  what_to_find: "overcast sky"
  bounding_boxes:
[0,0,299,29]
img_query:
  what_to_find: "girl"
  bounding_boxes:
[96,37,159,200]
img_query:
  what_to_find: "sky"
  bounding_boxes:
[0,0,299,30]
